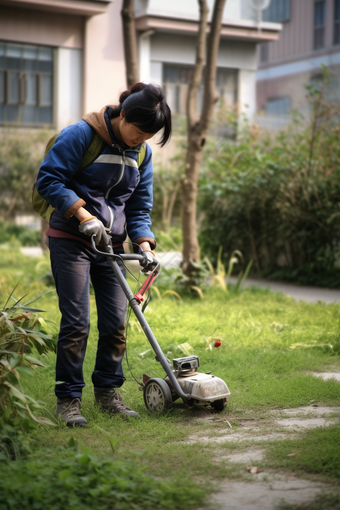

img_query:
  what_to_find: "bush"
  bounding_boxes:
[0,289,56,459]
[0,130,50,220]
[199,71,340,287]
[0,438,205,510]
[0,222,41,247]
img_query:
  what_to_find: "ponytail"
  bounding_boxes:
[110,82,172,147]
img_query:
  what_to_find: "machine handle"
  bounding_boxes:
[90,235,151,266]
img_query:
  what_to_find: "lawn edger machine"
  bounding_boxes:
[92,237,231,413]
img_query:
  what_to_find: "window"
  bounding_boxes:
[163,64,237,114]
[265,96,290,115]
[314,1,325,50]
[334,0,340,45]
[0,41,53,126]
[262,0,291,23]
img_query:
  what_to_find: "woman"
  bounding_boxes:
[37,82,172,426]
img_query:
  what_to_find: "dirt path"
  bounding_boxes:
[191,372,340,510]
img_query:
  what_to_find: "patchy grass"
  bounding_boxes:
[1,244,340,506]
[277,492,340,510]
[265,425,340,482]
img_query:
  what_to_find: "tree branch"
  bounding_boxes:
[186,0,209,131]
[121,0,139,87]
[200,0,226,133]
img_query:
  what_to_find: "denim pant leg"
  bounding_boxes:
[90,252,127,389]
[49,238,91,399]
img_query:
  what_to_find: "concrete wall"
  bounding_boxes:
[262,0,335,64]
[0,5,84,48]
[256,0,340,128]
[56,48,83,129]
[0,0,261,131]
[148,32,257,119]
[137,0,253,22]
[83,0,127,114]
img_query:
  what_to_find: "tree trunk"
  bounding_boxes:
[121,0,139,87]
[181,0,227,276]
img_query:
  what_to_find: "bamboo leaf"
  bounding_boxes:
[23,356,44,367]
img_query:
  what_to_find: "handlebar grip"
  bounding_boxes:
[139,253,149,268]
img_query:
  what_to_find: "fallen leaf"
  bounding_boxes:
[287,451,300,457]
[247,466,264,474]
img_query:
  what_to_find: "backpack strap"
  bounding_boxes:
[44,130,105,172]
[137,141,146,168]
[44,133,59,157]
[78,131,105,174]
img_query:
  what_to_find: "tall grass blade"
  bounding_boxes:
[190,286,204,298]
[235,259,253,292]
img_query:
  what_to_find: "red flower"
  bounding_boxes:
[214,340,222,348]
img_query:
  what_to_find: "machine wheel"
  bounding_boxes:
[143,378,173,412]
[211,398,226,412]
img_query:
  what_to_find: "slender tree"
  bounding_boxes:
[182,0,227,276]
[121,0,139,87]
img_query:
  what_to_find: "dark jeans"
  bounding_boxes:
[49,237,127,399]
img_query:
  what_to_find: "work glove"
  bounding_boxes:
[79,216,110,246]
[140,250,159,274]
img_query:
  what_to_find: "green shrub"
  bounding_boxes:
[0,130,50,219]
[0,438,205,510]
[0,288,56,459]
[0,221,41,247]
[199,71,340,287]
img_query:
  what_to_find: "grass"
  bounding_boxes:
[1,243,340,508]
[266,425,340,480]
[277,492,340,510]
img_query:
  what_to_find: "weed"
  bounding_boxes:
[0,286,56,458]
[0,437,206,510]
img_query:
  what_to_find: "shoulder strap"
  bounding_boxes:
[78,131,105,173]
[137,141,146,168]
[44,130,105,175]
[44,133,59,157]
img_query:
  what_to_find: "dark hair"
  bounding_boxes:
[112,82,172,147]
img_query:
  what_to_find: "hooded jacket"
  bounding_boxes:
[36,106,156,249]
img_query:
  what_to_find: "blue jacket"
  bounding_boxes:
[36,108,156,249]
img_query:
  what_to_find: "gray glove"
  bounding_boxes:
[79,217,110,246]
[140,251,159,274]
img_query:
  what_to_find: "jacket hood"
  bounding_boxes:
[82,105,115,146]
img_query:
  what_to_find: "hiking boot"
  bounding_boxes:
[94,387,139,418]
[56,397,88,427]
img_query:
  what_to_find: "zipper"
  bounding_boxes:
[104,144,140,230]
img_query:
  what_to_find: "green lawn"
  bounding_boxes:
[1,245,340,509]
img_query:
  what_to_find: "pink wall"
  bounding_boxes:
[0,5,84,48]
[263,0,335,66]
[268,0,314,63]
[83,0,127,114]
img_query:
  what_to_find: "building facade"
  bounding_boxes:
[257,0,340,129]
[0,0,281,133]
